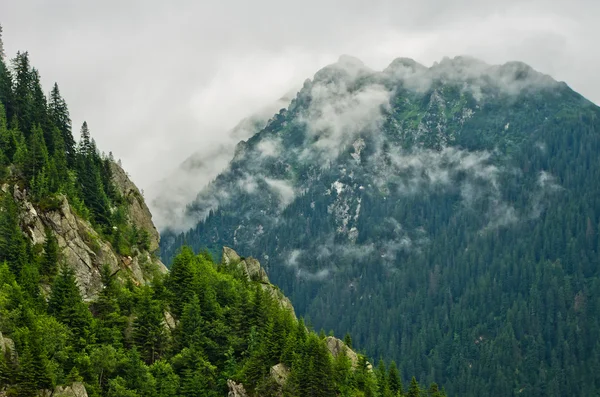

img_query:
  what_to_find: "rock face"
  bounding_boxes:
[38,382,89,397]
[110,162,160,253]
[325,336,359,368]
[51,382,89,397]
[9,177,167,299]
[222,246,242,266]
[0,331,16,364]
[270,363,290,387]
[221,247,295,317]
[227,380,249,397]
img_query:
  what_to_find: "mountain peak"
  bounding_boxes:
[384,57,427,74]
[336,54,365,68]
[312,54,371,84]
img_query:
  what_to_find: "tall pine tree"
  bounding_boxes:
[48,83,75,166]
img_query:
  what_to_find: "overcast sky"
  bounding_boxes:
[1,0,598,204]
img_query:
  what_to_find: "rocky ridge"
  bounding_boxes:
[223,247,362,396]
[5,161,166,299]
[221,246,295,317]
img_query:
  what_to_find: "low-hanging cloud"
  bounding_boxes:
[299,77,392,162]
[2,0,598,218]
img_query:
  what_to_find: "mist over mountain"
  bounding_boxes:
[162,54,600,396]
[147,93,295,231]
[0,27,416,397]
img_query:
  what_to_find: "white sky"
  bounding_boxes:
[1,0,598,206]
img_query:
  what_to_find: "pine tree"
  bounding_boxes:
[407,376,421,397]
[354,355,377,397]
[295,333,335,397]
[166,246,195,316]
[388,360,403,396]
[16,347,38,397]
[0,190,29,275]
[333,347,353,397]
[428,382,443,397]
[377,359,392,397]
[19,262,42,304]
[178,294,204,349]
[0,26,13,120]
[0,24,4,60]
[48,83,75,166]
[150,360,180,397]
[0,348,11,388]
[41,228,59,278]
[25,124,48,181]
[76,122,110,226]
[0,103,18,161]
[48,266,92,343]
[12,51,34,136]
[343,332,353,348]
[133,289,166,364]
[30,69,51,149]
[49,126,69,190]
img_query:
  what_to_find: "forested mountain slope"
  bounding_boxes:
[162,55,600,396]
[0,26,437,396]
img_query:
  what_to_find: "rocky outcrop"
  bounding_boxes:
[222,247,268,283]
[9,183,167,299]
[270,363,290,387]
[38,382,89,397]
[227,380,249,397]
[50,382,88,397]
[110,162,160,253]
[0,331,16,364]
[222,246,242,266]
[243,257,269,284]
[222,247,295,317]
[325,336,359,368]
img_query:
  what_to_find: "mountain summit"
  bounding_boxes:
[162,55,600,396]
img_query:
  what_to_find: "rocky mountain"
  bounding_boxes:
[8,161,166,299]
[1,29,437,397]
[162,55,600,396]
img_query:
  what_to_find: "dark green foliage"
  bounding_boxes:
[76,122,111,227]
[48,83,75,166]
[48,267,92,343]
[1,238,426,396]
[11,52,34,136]
[41,228,59,278]
[0,191,28,275]
[343,332,353,348]
[132,289,165,364]
[388,361,403,396]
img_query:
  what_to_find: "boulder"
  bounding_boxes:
[109,161,160,253]
[325,336,359,368]
[40,382,89,397]
[15,185,167,299]
[227,380,249,397]
[0,331,16,364]
[270,363,290,387]
[222,247,296,318]
[222,246,241,265]
[242,257,269,283]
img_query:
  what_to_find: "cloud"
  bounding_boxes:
[264,178,296,207]
[3,0,598,216]
[147,94,292,229]
[383,55,558,101]
[299,74,391,162]
[284,248,334,281]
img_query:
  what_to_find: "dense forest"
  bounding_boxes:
[0,25,443,396]
[163,56,600,396]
